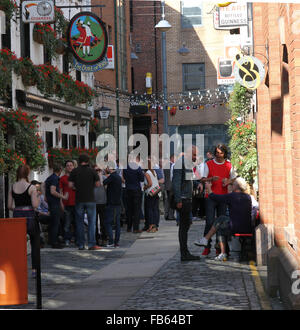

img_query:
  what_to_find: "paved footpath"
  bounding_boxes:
[2,219,285,310]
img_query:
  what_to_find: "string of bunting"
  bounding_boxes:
[94,84,231,112]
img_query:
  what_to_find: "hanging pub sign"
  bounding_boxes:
[233,54,265,90]
[22,1,55,23]
[67,12,108,71]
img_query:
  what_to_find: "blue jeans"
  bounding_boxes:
[63,205,76,242]
[204,198,227,248]
[104,205,121,245]
[75,202,96,248]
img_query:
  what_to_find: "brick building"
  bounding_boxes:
[131,0,250,157]
[253,2,300,309]
[92,0,133,147]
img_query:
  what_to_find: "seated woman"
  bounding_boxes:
[194,177,252,261]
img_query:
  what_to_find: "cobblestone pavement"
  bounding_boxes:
[2,219,285,310]
[119,221,262,310]
[2,227,138,309]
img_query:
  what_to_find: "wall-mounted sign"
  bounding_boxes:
[16,90,91,121]
[233,54,265,90]
[104,45,115,69]
[22,1,55,23]
[67,12,108,65]
[218,3,248,27]
[73,57,108,72]
[217,58,235,85]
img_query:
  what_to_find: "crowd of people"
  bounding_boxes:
[8,143,259,275]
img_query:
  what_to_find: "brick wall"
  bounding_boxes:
[253,2,300,265]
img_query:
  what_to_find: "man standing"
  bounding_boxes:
[60,160,76,247]
[195,144,236,256]
[68,154,101,250]
[172,145,200,261]
[163,154,176,220]
[103,165,122,248]
[123,155,144,233]
[45,164,68,249]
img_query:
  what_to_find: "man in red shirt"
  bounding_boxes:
[195,144,236,256]
[60,160,76,246]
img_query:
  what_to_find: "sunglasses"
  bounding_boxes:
[95,169,101,172]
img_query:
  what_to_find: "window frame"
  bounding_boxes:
[182,62,205,92]
[181,0,203,29]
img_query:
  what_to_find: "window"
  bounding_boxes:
[62,134,68,148]
[181,0,202,28]
[182,63,205,91]
[80,135,85,148]
[69,135,77,148]
[45,131,53,150]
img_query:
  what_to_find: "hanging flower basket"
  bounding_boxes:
[55,39,66,55]
[33,29,44,45]
[21,70,36,87]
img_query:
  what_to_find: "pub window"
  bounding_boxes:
[80,135,85,148]
[45,131,53,150]
[76,70,81,81]
[62,133,68,148]
[63,53,70,74]
[43,45,51,65]
[69,134,77,148]
[21,21,30,58]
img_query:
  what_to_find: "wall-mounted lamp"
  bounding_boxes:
[177,43,190,56]
[72,123,77,126]
[54,120,61,124]
[42,116,51,122]
[64,120,70,125]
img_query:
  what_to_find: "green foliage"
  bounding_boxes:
[48,147,99,168]
[227,83,257,185]
[0,108,46,178]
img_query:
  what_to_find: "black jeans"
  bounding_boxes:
[178,199,192,257]
[96,204,107,242]
[126,189,142,231]
[48,204,62,245]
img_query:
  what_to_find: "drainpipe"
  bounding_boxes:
[114,0,120,154]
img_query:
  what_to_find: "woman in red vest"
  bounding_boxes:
[195,144,236,256]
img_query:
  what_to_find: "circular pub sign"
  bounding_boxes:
[67,12,108,65]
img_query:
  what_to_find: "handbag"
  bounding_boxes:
[148,185,161,197]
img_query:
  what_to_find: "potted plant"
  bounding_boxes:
[14,57,39,87]
[0,48,17,100]
[33,23,58,60]
[0,0,18,23]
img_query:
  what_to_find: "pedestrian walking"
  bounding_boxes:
[45,164,68,249]
[8,165,40,276]
[197,144,236,257]
[172,145,200,262]
[103,165,122,247]
[68,154,101,250]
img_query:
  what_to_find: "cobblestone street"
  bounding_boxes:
[2,219,284,310]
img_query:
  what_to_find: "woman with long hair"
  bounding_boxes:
[143,158,160,233]
[8,165,40,277]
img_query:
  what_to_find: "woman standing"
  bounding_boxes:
[144,159,160,233]
[8,165,40,277]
